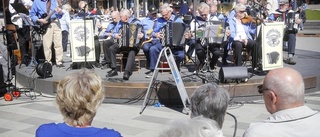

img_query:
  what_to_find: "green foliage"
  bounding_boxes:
[306,9,320,20]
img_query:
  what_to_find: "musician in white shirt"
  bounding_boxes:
[9,0,33,65]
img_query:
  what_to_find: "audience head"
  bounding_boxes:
[111,11,120,23]
[159,116,223,137]
[209,3,218,14]
[160,3,173,21]
[120,9,131,22]
[237,0,247,4]
[55,69,105,127]
[260,67,304,114]
[198,2,210,20]
[190,83,230,128]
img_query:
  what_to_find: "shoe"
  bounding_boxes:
[56,64,65,68]
[286,58,296,65]
[94,62,102,68]
[107,69,114,74]
[106,69,118,77]
[101,65,109,70]
[123,71,130,80]
[145,70,153,78]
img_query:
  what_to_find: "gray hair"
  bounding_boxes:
[62,4,71,11]
[159,116,222,137]
[120,9,131,17]
[198,2,210,12]
[264,68,305,109]
[234,4,246,12]
[159,3,172,13]
[190,83,230,129]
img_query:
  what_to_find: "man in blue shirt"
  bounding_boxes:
[141,5,158,69]
[30,0,64,67]
[145,3,185,78]
[106,9,144,80]
[101,11,120,69]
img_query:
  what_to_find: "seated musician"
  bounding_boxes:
[268,0,301,65]
[187,2,221,71]
[105,9,144,80]
[141,5,158,69]
[228,4,256,66]
[144,3,185,78]
[101,11,120,69]
[74,0,102,68]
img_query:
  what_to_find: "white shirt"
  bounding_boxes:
[234,18,247,41]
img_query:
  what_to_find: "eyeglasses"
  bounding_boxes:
[200,14,208,17]
[257,84,269,94]
[161,11,170,17]
[239,10,246,13]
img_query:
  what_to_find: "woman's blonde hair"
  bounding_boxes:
[55,69,105,126]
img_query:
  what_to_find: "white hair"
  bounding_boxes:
[159,116,223,137]
[159,3,172,13]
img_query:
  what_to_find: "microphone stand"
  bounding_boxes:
[81,5,93,69]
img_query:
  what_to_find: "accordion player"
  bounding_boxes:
[117,22,143,50]
[160,22,187,48]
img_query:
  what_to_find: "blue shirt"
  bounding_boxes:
[30,0,63,23]
[102,22,117,39]
[36,122,122,137]
[59,11,70,32]
[152,14,184,38]
[112,17,143,38]
[141,17,156,39]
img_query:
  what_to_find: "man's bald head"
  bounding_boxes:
[263,67,305,113]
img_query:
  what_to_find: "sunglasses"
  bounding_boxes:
[257,84,269,94]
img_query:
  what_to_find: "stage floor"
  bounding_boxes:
[15,47,320,102]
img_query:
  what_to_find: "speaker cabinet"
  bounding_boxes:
[157,82,183,107]
[219,66,249,83]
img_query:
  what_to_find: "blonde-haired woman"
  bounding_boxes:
[36,69,122,137]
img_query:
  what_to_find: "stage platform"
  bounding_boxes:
[15,47,320,102]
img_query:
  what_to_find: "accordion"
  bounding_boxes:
[266,51,280,64]
[76,46,92,57]
[160,22,186,47]
[199,21,225,46]
[286,11,299,33]
[118,23,143,49]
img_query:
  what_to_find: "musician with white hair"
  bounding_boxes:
[106,9,144,80]
[144,3,184,78]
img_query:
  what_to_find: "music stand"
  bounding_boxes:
[201,24,224,72]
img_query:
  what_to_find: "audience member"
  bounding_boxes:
[243,67,320,137]
[36,69,122,137]
[190,83,230,129]
[159,116,223,137]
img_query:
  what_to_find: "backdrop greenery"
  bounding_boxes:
[306,9,320,20]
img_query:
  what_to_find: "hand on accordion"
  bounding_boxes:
[185,31,192,39]
[296,19,302,24]
[115,34,121,39]
[154,32,163,39]
[138,32,144,39]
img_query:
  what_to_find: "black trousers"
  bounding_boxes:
[102,39,114,63]
[109,43,137,75]
[62,30,68,52]
[94,38,101,63]
[16,26,30,62]
[196,43,220,68]
[232,39,255,66]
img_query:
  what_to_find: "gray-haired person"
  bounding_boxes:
[190,83,230,129]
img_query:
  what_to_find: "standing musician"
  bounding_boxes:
[144,3,185,78]
[9,0,33,66]
[105,9,144,80]
[186,2,222,71]
[30,0,65,68]
[101,11,120,69]
[74,0,102,68]
[269,0,301,65]
[141,5,158,69]
[229,4,256,66]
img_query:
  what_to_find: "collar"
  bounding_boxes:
[265,106,319,123]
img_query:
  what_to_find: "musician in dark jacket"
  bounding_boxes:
[106,9,144,80]
[144,3,185,78]
[30,0,64,67]
[101,11,120,69]
[271,0,301,65]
